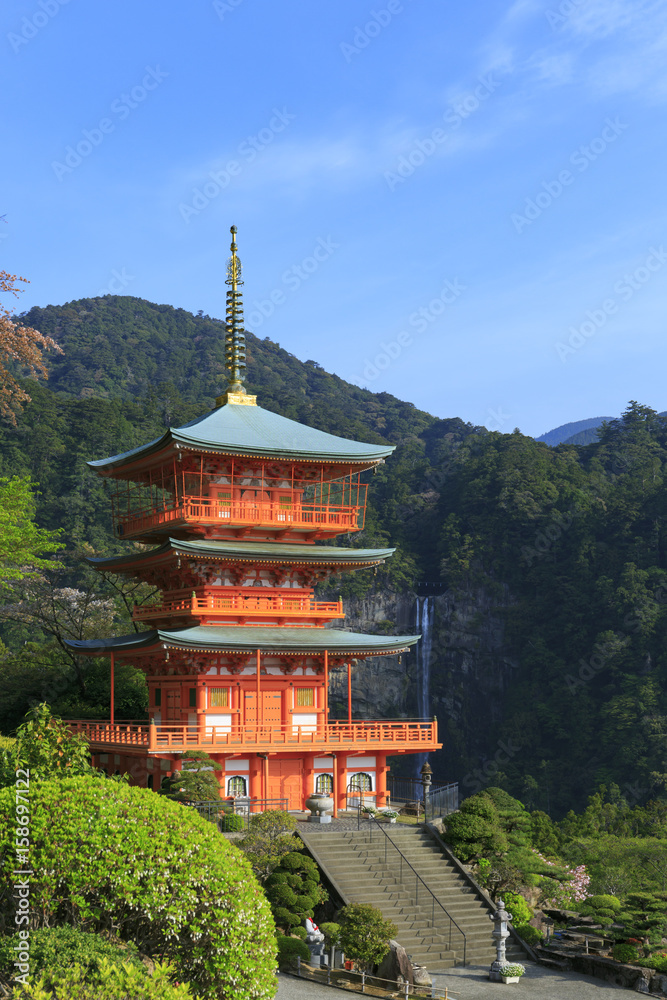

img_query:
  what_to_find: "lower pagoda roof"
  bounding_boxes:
[64,626,419,657]
[88,539,395,572]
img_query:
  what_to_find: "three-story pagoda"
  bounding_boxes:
[66,227,440,813]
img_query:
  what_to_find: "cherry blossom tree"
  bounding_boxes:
[0,269,62,422]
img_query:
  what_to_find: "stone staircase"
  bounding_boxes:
[299,824,528,971]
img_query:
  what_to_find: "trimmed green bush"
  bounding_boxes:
[320,922,341,947]
[612,943,641,964]
[338,904,397,972]
[639,954,667,972]
[514,924,544,946]
[9,959,192,999]
[504,892,533,926]
[276,937,310,969]
[0,777,277,999]
[579,894,622,923]
[264,851,326,931]
[219,812,245,832]
[292,926,308,940]
[0,926,144,987]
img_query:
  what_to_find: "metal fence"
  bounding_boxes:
[387,778,459,820]
[190,798,289,829]
[290,957,460,998]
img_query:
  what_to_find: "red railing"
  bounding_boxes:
[67,719,439,753]
[133,593,344,624]
[115,498,363,539]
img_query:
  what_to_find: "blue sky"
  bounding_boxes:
[2,0,667,438]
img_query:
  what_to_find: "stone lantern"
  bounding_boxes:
[489,899,511,981]
[420,760,432,816]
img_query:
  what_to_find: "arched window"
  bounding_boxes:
[227,775,247,797]
[315,773,333,795]
[349,772,372,792]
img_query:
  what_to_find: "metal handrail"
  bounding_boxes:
[363,814,467,967]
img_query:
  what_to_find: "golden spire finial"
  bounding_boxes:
[216,225,256,407]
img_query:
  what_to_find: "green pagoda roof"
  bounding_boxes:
[88,402,394,472]
[88,538,395,570]
[64,626,419,657]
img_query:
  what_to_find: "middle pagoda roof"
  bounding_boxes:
[88,538,396,573]
[65,626,420,658]
[88,401,395,475]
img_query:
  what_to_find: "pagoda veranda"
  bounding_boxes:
[65,227,440,814]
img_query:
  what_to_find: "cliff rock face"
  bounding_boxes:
[327,585,519,786]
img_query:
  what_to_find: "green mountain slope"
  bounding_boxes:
[4,297,667,815]
[6,295,477,567]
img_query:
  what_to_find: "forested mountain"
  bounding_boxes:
[537,417,613,447]
[2,295,667,814]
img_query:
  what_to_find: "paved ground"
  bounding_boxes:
[276,961,637,999]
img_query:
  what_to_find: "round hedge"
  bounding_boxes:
[219,813,245,833]
[0,926,145,986]
[276,936,309,969]
[0,777,276,999]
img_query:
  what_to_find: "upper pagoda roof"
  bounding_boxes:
[88,538,395,571]
[64,626,419,658]
[88,402,394,473]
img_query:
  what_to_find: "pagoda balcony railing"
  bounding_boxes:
[66,719,439,753]
[114,497,363,539]
[133,594,344,624]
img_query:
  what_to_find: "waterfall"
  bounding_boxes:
[414,596,434,777]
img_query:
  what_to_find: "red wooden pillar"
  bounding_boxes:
[336,755,348,815]
[303,753,315,809]
[256,649,262,726]
[110,652,115,725]
[376,753,388,808]
[347,661,352,726]
[196,679,206,735]
[323,649,329,727]
[332,754,338,819]
[249,755,262,802]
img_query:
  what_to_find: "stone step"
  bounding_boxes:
[298,825,530,969]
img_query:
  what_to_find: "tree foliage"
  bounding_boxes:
[0,270,61,423]
[263,851,326,931]
[0,777,277,999]
[158,750,222,804]
[238,810,299,882]
[0,703,94,787]
[0,477,62,589]
[337,904,397,972]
